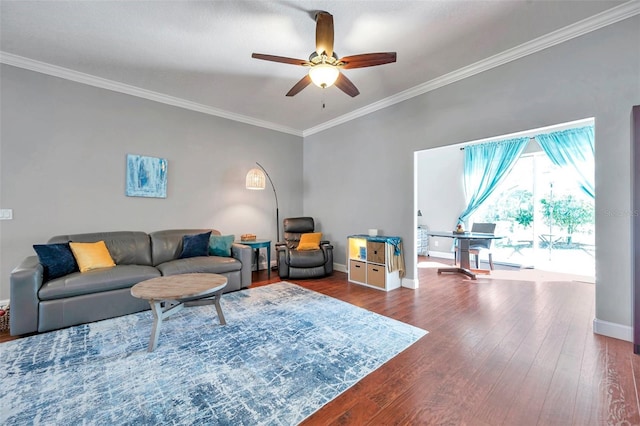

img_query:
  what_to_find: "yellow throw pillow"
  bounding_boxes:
[69,241,116,272]
[297,232,322,251]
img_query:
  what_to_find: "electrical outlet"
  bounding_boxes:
[434,240,439,247]
[0,209,12,220]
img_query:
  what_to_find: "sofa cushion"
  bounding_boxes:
[48,231,153,266]
[69,241,116,272]
[209,234,234,257]
[33,243,79,281]
[156,256,241,276]
[38,265,161,301]
[179,231,211,259]
[150,229,221,266]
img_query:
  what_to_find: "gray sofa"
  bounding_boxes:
[9,229,252,336]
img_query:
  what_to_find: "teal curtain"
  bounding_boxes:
[535,126,594,198]
[458,137,530,224]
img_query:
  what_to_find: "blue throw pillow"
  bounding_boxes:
[179,231,211,259]
[209,234,235,257]
[33,243,79,280]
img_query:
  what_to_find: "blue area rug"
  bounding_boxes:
[1,282,426,425]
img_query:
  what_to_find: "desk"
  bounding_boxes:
[237,239,271,278]
[427,231,503,280]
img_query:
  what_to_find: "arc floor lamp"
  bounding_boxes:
[246,162,280,242]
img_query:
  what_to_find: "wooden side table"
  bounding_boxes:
[237,239,271,278]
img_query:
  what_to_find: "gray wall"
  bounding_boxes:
[417,145,465,254]
[304,17,640,337]
[0,65,303,299]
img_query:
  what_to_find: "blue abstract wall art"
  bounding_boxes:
[126,154,167,198]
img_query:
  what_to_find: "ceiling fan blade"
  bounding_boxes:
[338,52,397,69]
[315,12,334,57]
[334,72,360,97]
[286,75,312,97]
[252,53,311,66]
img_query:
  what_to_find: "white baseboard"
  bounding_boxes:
[334,263,347,273]
[427,250,455,260]
[593,318,632,342]
[402,278,419,289]
[0,299,8,306]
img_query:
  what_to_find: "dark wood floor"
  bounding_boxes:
[2,259,639,425]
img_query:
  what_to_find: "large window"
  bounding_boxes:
[472,151,594,276]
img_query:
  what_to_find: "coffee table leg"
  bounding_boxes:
[147,300,184,352]
[184,289,227,325]
[148,301,163,352]
[213,289,226,325]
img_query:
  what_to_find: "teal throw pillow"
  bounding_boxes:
[209,234,235,257]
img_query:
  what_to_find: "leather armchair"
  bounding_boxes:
[276,217,333,279]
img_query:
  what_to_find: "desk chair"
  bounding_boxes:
[456,222,497,270]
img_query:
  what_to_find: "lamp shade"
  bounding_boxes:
[308,64,340,88]
[246,168,266,190]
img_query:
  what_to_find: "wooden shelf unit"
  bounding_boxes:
[347,236,401,291]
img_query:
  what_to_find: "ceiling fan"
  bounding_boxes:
[251,11,397,97]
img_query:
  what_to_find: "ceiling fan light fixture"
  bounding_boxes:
[308,64,339,89]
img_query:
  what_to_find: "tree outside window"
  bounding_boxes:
[475,189,533,233]
[540,195,594,245]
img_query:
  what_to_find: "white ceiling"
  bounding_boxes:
[0,1,635,136]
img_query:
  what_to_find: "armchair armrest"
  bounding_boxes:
[9,256,43,335]
[231,243,252,289]
[321,243,334,274]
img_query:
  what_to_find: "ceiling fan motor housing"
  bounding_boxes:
[308,52,340,66]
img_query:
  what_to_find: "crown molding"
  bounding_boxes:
[1,1,637,139]
[302,1,640,137]
[0,52,303,137]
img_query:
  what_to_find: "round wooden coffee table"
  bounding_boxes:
[131,273,228,352]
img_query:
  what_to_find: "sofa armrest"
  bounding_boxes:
[10,256,44,335]
[231,243,252,288]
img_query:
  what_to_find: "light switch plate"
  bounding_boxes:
[0,209,13,220]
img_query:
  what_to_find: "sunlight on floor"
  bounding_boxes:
[492,246,595,277]
[417,257,594,284]
[483,268,594,284]
[417,259,452,269]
